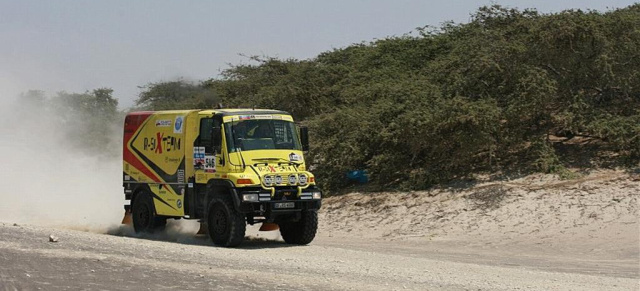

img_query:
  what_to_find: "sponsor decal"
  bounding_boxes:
[289,152,302,162]
[177,169,185,183]
[257,165,294,173]
[174,116,184,133]
[233,115,274,121]
[193,146,206,167]
[155,120,172,127]
[143,133,181,154]
[165,156,180,163]
[176,199,182,209]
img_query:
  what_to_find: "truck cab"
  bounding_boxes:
[123,109,321,247]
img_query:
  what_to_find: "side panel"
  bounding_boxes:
[124,111,196,216]
[184,113,200,181]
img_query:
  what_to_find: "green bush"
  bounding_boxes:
[137,4,640,193]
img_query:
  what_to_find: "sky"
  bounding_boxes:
[0,0,636,108]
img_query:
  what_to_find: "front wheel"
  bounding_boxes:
[207,197,246,247]
[132,191,166,233]
[279,210,318,245]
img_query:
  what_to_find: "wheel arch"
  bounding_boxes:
[205,179,241,215]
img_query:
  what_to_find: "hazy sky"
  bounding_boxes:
[1,0,635,108]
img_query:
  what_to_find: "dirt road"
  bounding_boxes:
[1,170,638,290]
[0,222,636,291]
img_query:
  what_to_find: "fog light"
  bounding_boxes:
[242,194,259,202]
[298,174,308,185]
[264,175,274,186]
[312,191,322,199]
[288,174,297,185]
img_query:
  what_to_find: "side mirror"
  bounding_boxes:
[299,126,309,152]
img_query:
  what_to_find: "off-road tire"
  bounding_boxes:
[132,191,167,233]
[279,210,318,245]
[207,196,246,247]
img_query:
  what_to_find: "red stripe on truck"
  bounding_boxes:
[123,112,162,183]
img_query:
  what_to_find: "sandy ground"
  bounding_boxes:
[319,169,640,276]
[0,170,638,290]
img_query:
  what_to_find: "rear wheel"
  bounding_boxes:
[207,196,246,247]
[279,210,318,245]
[132,191,166,233]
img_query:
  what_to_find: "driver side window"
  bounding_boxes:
[212,118,222,153]
[199,118,222,154]
[199,118,214,154]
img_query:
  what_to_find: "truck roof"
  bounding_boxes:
[126,108,291,117]
[199,108,290,116]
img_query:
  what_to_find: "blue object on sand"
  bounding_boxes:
[346,170,369,183]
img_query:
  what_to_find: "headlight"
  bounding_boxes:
[263,175,274,186]
[298,174,308,185]
[242,193,259,202]
[288,174,298,185]
[312,191,322,199]
[275,175,283,185]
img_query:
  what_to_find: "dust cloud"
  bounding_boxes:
[0,92,124,232]
[0,91,276,242]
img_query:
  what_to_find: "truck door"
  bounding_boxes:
[195,116,223,179]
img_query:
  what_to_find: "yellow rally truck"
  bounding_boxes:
[122,109,321,247]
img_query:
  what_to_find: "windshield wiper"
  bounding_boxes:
[230,122,246,169]
[253,157,281,161]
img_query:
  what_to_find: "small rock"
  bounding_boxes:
[49,235,59,243]
[90,270,95,273]
[25,273,31,278]
[13,223,18,227]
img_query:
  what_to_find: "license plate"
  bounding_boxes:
[274,202,295,209]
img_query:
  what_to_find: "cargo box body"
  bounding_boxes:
[123,110,199,217]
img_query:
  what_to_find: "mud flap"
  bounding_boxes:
[259,222,279,231]
[121,210,132,225]
[197,222,208,235]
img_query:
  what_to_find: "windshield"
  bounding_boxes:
[224,119,302,152]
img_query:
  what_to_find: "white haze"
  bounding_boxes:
[0,92,213,241]
[0,92,281,243]
[0,94,124,232]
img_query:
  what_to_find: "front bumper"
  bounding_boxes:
[236,187,322,214]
